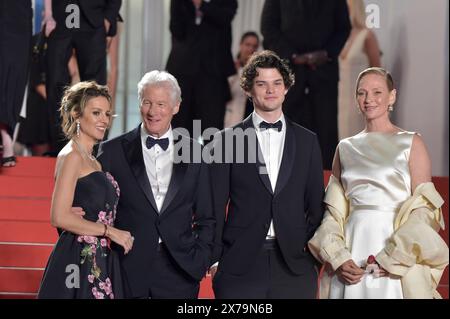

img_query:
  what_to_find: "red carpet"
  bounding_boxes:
[0,157,448,298]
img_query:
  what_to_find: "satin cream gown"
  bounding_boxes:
[329,131,416,299]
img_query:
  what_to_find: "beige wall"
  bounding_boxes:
[369,0,449,175]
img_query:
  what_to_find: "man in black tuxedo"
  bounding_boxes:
[44,0,122,154]
[166,0,237,139]
[97,70,215,298]
[208,51,324,298]
[261,0,350,170]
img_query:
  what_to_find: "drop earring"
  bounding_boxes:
[76,121,80,137]
[388,105,394,112]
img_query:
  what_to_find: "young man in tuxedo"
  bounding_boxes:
[97,71,215,298]
[208,50,324,298]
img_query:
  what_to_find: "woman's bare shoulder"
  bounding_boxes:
[55,145,82,178]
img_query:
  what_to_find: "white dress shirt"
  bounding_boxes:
[252,112,286,239]
[140,125,174,243]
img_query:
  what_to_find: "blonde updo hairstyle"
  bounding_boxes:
[355,67,395,97]
[60,81,112,139]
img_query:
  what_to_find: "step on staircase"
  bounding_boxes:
[0,157,448,298]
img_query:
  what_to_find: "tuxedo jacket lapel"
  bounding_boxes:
[256,147,273,195]
[160,161,187,215]
[123,126,158,213]
[274,119,296,196]
[159,131,190,215]
[241,116,273,195]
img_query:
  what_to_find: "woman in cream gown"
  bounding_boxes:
[309,67,449,299]
[338,0,381,140]
[329,129,413,298]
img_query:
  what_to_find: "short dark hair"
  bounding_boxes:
[237,31,260,61]
[240,31,259,44]
[240,50,295,92]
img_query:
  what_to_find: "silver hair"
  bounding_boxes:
[137,70,182,105]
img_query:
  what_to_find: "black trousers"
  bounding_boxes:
[171,73,228,142]
[213,240,318,299]
[46,27,107,153]
[283,70,338,170]
[0,5,31,134]
[137,243,200,299]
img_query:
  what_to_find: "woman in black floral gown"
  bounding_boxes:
[38,82,133,299]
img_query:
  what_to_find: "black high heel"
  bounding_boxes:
[1,156,16,167]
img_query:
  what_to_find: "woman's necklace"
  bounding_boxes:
[72,139,96,162]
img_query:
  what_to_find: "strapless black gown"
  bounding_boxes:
[38,171,128,299]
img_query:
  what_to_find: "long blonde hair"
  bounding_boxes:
[348,0,367,29]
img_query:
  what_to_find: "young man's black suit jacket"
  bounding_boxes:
[209,116,324,278]
[97,125,215,297]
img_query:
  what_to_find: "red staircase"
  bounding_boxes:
[0,157,215,298]
[0,157,448,298]
[0,157,56,298]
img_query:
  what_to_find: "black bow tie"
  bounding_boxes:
[146,136,169,151]
[259,120,283,132]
